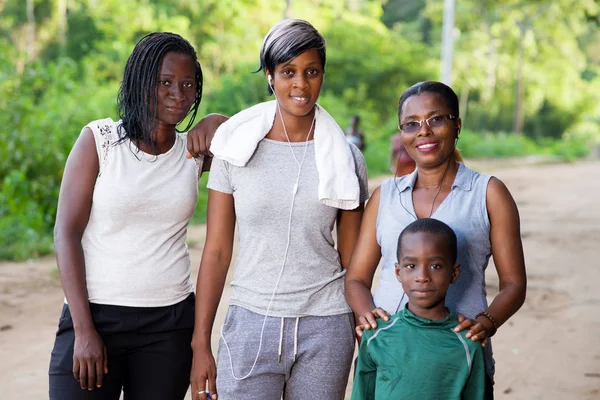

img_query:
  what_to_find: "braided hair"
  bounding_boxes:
[116,32,203,153]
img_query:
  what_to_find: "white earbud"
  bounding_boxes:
[268,74,273,84]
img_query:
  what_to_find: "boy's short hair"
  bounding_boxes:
[397,218,458,264]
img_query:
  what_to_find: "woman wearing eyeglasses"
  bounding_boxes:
[344,81,527,399]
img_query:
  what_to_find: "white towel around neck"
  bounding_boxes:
[209,100,361,210]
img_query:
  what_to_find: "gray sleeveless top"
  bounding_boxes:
[374,162,495,377]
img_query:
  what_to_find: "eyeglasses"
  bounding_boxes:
[399,115,456,134]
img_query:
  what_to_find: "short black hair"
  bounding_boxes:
[116,32,203,153]
[258,19,326,95]
[398,81,459,120]
[397,218,458,264]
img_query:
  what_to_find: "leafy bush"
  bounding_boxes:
[363,139,393,177]
[0,0,596,260]
[457,130,589,161]
[0,171,54,259]
[191,174,209,225]
[458,130,539,159]
[0,58,116,260]
[539,138,590,161]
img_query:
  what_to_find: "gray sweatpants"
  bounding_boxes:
[216,305,355,400]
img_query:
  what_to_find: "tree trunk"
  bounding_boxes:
[482,12,496,104]
[459,85,470,122]
[346,0,359,12]
[512,5,549,134]
[26,0,35,63]
[283,0,292,19]
[440,0,455,86]
[484,37,497,104]
[58,0,68,53]
[513,24,526,135]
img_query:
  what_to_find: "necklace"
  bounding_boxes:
[426,158,452,218]
[397,156,454,220]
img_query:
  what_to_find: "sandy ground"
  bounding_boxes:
[1,160,599,400]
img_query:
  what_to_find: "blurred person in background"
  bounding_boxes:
[345,114,366,151]
[390,132,416,175]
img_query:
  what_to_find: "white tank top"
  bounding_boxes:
[81,118,203,307]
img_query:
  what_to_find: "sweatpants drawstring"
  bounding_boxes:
[277,317,300,363]
[278,317,284,363]
[293,317,299,362]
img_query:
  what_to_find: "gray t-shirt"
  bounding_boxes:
[207,138,369,317]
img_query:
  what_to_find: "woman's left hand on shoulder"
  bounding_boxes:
[453,314,492,347]
[186,113,229,159]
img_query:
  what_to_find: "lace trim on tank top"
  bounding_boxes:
[94,120,201,182]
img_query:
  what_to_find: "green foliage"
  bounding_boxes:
[455,130,589,161]
[200,64,269,117]
[538,138,590,161]
[0,55,115,260]
[0,0,598,259]
[323,15,434,124]
[192,174,209,225]
[458,130,540,159]
[0,170,54,260]
[363,138,394,177]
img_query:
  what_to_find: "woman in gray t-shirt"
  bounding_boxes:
[190,20,369,400]
[345,81,527,399]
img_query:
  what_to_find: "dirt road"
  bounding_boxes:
[1,161,599,399]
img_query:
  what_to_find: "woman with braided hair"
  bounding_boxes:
[49,32,208,399]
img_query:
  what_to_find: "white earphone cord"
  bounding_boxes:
[221,80,316,380]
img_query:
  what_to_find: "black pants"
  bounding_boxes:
[49,294,195,400]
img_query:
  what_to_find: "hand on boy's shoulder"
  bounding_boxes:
[358,313,401,342]
[355,307,391,338]
[454,314,490,348]
[452,326,485,352]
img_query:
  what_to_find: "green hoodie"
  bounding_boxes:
[351,307,486,400]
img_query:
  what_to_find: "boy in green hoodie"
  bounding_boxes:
[351,218,486,400]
